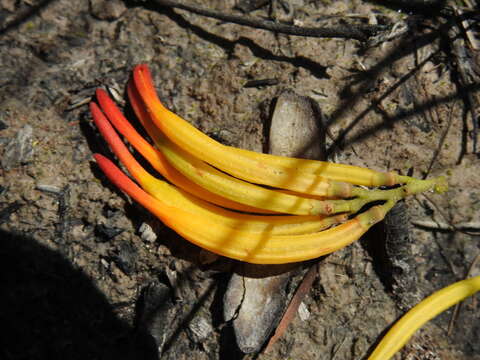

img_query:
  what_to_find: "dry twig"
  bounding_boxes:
[424,101,456,178]
[264,263,318,352]
[448,253,480,335]
[447,10,480,153]
[417,194,480,236]
[412,219,480,232]
[138,0,385,41]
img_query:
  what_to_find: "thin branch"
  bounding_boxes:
[417,193,480,236]
[455,5,480,50]
[448,253,480,335]
[367,20,409,48]
[331,335,349,359]
[448,12,480,153]
[326,50,438,155]
[139,0,385,41]
[264,263,318,352]
[412,219,480,232]
[424,101,456,178]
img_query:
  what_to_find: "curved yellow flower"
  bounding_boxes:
[369,275,480,360]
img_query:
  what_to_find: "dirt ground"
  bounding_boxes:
[0,0,479,359]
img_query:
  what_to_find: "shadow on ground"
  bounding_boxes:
[0,229,157,360]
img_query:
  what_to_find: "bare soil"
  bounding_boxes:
[0,1,479,359]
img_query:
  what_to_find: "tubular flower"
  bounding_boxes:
[369,275,480,360]
[90,64,447,264]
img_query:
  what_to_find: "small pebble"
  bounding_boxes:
[139,222,157,243]
[36,184,62,195]
[100,258,110,270]
[297,301,310,321]
[1,124,33,170]
[188,316,213,342]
